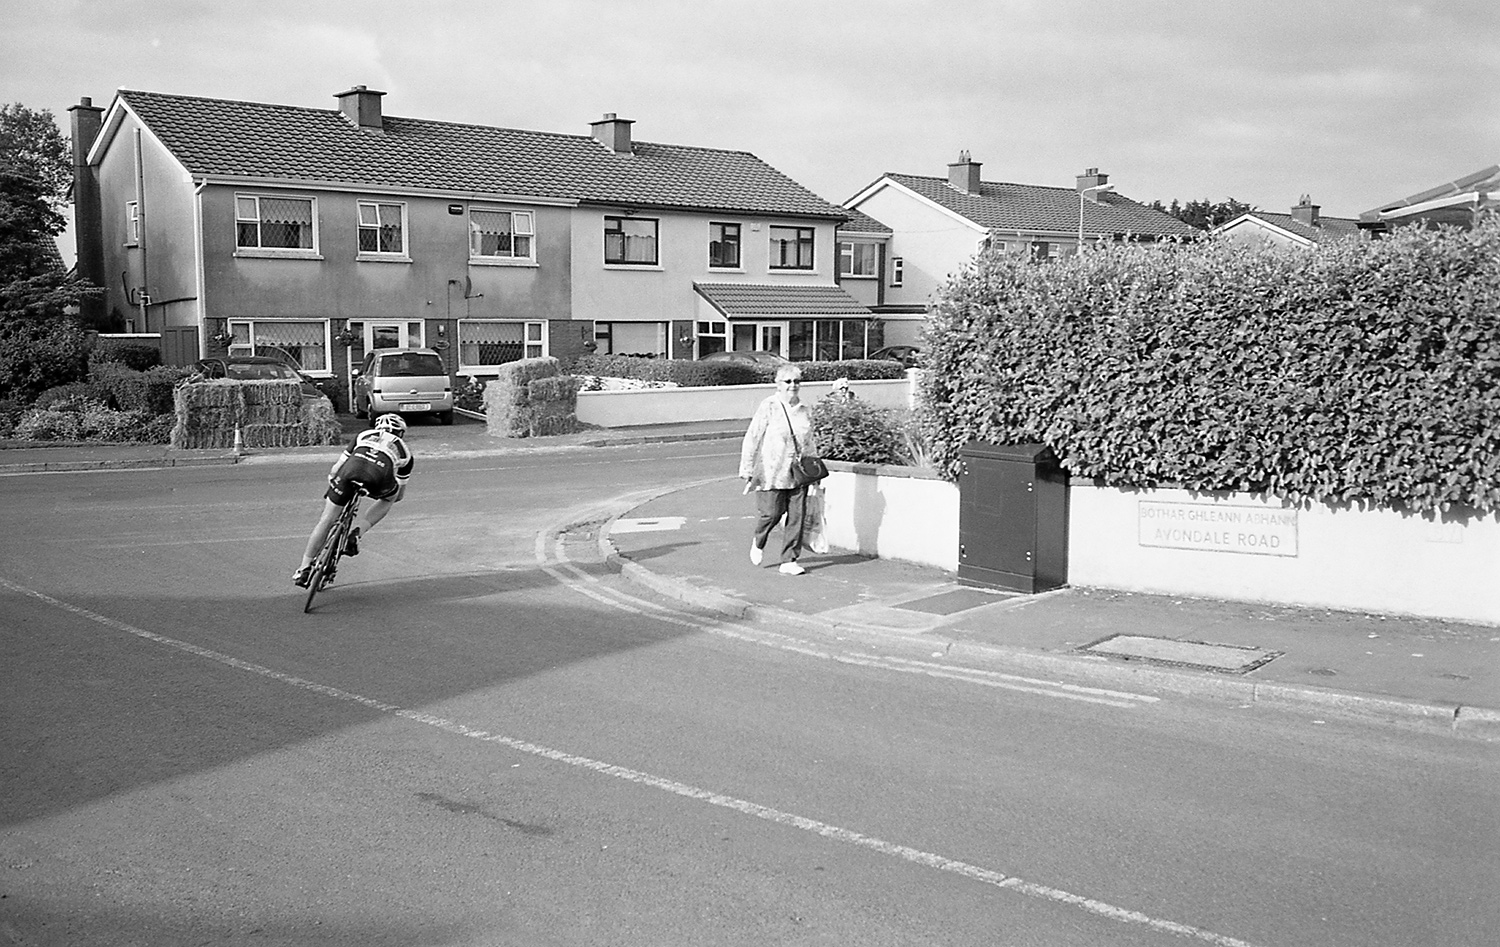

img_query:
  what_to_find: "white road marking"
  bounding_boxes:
[1,574,1265,947]
[610,516,687,533]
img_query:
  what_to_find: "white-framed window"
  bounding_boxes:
[357,200,406,256]
[605,216,659,265]
[838,241,878,277]
[125,200,139,246]
[235,194,317,254]
[890,256,904,287]
[225,318,330,373]
[770,225,814,270]
[457,320,546,369]
[696,319,727,356]
[470,209,535,262]
[709,223,741,268]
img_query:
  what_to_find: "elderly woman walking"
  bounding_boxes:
[739,363,813,575]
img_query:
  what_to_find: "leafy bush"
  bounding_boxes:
[34,380,115,410]
[90,338,162,370]
[455,375,490,412]
[90,361,189,413]
[811,394,905,465]
[0,397,25,437]
[574,354,907,387]
[0,317,89,402]
[13,404,85,441]
[11,397,168,444]
[920,217,1500,514]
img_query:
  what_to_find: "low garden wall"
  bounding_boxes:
[577,376,916,428]
[819,466,1500,625]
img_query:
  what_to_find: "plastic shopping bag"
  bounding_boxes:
[804,483,830,555]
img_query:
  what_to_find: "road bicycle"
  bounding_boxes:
[303,491,363,613]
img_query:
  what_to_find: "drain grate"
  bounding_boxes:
[894,588,1017,615]
[1076,634,1282,675]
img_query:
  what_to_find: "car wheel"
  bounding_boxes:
[437,410,454,426]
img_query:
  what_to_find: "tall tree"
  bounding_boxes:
[0,103,71,208]
[1147,198,1256,231]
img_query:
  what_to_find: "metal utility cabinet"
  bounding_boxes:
[957,442,1068,593]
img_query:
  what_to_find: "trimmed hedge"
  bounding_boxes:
[90,361,190,414]
[919,217,1500,514]
[91,339,162,370]
[575,354,907,387]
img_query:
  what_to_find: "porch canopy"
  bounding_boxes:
[693,282,879,361]
[692,282,872,319]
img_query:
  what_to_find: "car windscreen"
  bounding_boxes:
[226,363,294,380]
[378,354,445,376]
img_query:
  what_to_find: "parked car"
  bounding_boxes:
[192,356,327,402]
[352,347,454,425]
[699,350,791,367]
[869,344,921,369]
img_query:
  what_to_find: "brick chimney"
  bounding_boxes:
[1291,195,1320,227]
[947,151,982,194]
[68,96,105,326]
[1076,167,1109,198]
[591,113,634,154]
[335,85,385,132]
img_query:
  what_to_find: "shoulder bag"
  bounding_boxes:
[781,402,829,487]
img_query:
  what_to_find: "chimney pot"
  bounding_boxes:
[1076,168,1110,195]
[1291,195,1320,227]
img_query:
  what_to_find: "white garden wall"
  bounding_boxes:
[819,466,1500,624]
[576,376,916,428]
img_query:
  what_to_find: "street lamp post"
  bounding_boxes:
[1079,183,1115,253]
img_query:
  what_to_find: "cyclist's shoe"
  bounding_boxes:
[292,565,312,588]
[344,527,361,557]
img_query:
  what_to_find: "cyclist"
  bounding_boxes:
[292,412,415,587]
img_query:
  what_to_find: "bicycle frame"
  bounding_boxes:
[302,492,362,613]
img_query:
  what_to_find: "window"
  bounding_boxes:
[594,321,666,356]
[357,200,406,255]
[225,319,329,373]
[235,195,316,252]
[605,216,658,265]
[125,201,139,245]
[811,319,871,361]
[458,320,545,369]
[890,256,904,287]
[470,209,535,262]
[695,319,727,356]
[838,241,877,277]
[709,223,741,268]
[770,226,814,270]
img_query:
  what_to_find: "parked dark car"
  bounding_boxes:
[869,344,921,368]
[699,350,791,367]
[192,356,326,401]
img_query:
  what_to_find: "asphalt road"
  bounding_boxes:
[2,442,1496,947]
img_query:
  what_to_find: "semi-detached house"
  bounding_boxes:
[69,85,876,410]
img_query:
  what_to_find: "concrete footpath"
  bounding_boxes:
[5,418,1497,738]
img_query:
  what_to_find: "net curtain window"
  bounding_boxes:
[470,211,534,259]
[229,319,329,372]
[236,196,314,250]
[459,321,544,367]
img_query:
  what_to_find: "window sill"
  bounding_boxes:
[603,263,663,271]
[234,249,324,260]
[769,267,816,273]
[469,257,539,267]
[708,266,745,274]
[356,253,412,263]
[839,273,878,280]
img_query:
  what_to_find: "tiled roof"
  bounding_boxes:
[882,173,1201,238]
[836,207,892,234]
[115,90,847,220]
[1359,165,1500,223]
[1240,212,1361,243]
[694,282,871,318]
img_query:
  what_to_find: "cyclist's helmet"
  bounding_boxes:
[373,413,407,437]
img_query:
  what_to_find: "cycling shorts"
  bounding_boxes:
[326,451,401,506]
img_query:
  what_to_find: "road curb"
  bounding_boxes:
[0,454,241,473]
[599,525,1500,740]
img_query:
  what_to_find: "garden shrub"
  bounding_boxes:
[34,380,115,410]
[90,361,189,414]
[90,338,162,370]
[0,397,25,438]
[811,394,905,466]
[0,317,89,402]
[574,354,907,387]
[919,217,1500,514]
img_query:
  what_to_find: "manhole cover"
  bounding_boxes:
[1077,634,1282,675]
[894,588,1017,615]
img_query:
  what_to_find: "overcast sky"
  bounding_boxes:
[5,0,1498,229]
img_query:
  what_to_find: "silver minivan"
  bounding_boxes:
[352,347,454,425]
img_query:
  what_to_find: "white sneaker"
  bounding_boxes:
[778,561,806,576]
[750,542,764,566]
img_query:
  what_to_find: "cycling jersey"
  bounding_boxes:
[325,430,414,506]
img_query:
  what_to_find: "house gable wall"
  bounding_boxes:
[852,183,986,309]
